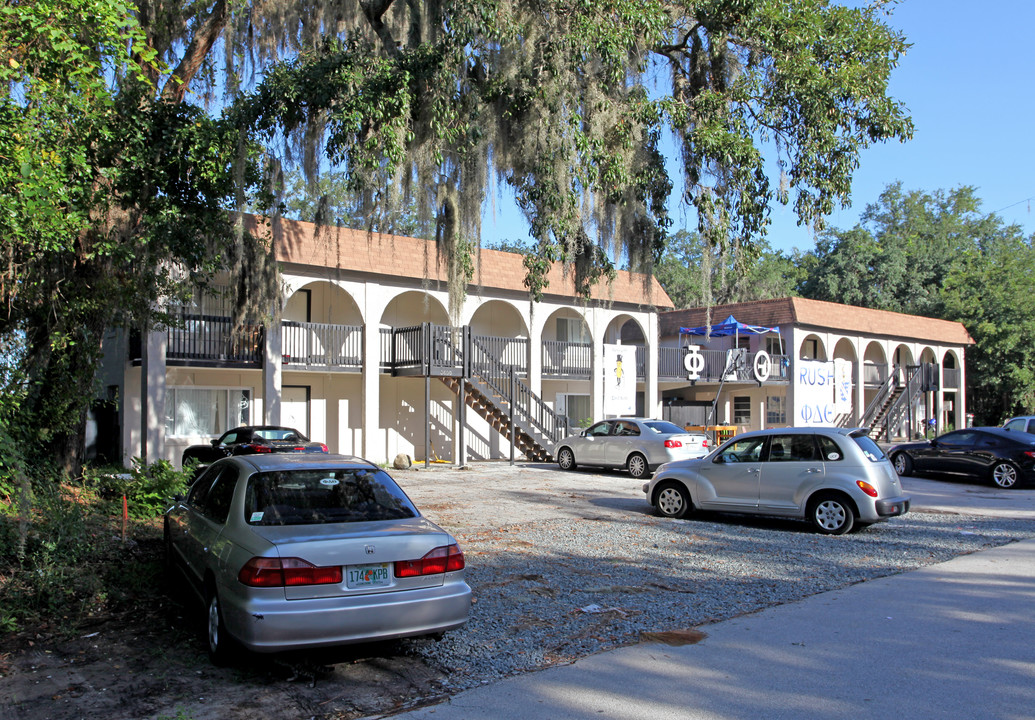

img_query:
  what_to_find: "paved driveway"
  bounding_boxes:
[898,473,1035,518]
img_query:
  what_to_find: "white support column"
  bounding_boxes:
[140,330,166,464]
[362,322,384,463]
[591,334,604,419]
[645,313,661,419]
[957,348,968,428]
[854,358,865,426]
[263,321,283,425]
[529,328,543,398]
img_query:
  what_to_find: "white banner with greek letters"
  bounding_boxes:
[794,359,837,426]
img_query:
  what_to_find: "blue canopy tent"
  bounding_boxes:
[680,314,780,339]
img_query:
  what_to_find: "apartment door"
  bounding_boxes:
[282,385,310,437]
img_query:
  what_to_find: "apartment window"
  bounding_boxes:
[766,336,785,356]
[165,387,251,437]
[766,396,786,424]
[801,338,819,360]
[733,396,751,424]
[556,317,590,343]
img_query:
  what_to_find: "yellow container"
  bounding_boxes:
[684,425,738,444]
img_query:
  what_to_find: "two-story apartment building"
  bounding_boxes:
[97,216,674,467]
[657,298,974,440]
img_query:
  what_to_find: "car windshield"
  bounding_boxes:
[852,435,886,462]
[644,421,685,435]
[244,468,418,525]
[254,428,306,441]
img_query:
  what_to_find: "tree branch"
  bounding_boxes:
[361,0,402,59]
[160,0,228,103]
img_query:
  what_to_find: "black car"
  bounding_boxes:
[889,427,1035,489]
[181,426,328,472]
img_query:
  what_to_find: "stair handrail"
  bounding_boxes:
[468,334,569,445]
[881,365,925,441]
[860,373,897,429]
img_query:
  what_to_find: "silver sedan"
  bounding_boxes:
[164,454,472,663]
[553,418,710,479]
[642,427,910,534]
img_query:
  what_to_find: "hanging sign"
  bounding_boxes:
[604,344,636,416]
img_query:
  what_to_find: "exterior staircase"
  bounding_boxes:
[861,366,926,442]
[439,375,555,461]
[438,331,569,463]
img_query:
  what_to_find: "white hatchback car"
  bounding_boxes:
[643,427,910,534]
[553,418,710,479]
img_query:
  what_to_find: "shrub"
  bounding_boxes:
[89,458,192,519]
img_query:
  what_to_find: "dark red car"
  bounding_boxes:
[181,426,328,473]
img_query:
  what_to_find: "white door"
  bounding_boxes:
[282,386,310,437]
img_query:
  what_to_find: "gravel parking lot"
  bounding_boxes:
[400,462,1035,700]
[4,461,1034,720]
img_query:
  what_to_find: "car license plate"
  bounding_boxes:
[346,563,391,589]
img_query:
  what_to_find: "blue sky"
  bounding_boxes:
[481,0,1035,255]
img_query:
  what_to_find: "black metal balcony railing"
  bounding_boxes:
[282,321,363,369]
[864,362,889,386]
[542,340,592,377]
[473,335,528,374]
[165,314,263,365]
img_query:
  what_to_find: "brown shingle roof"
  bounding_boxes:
[245,215,672,309]
[660,297,973,345]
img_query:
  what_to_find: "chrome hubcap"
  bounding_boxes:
[815,501,846,530]
[658,487,684,515]
[629,457,645,477]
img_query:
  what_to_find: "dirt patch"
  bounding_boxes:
[0,571,456,720]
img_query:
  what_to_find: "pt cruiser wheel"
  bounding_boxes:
[655,482,692,519]
[809,493,855,535]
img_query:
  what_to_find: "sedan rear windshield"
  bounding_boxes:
[644,421,686,435]
[244,468,418,525]
[851,435,886,462]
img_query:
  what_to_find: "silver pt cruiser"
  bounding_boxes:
[643,427,910,534]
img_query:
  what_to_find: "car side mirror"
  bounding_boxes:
[211,439,220,447]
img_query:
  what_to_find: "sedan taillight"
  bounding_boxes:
[238,557,343,587]
[664,439,683,448]
[395,544,465,578]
